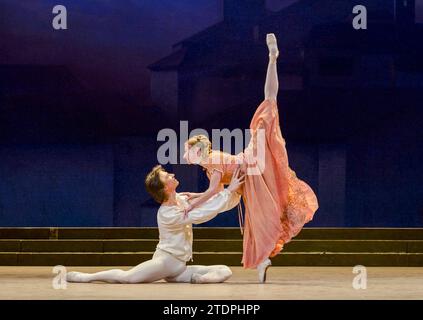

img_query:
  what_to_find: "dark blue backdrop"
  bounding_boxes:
[0,0,422,227]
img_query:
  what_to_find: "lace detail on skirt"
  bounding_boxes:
[270,167,319,257]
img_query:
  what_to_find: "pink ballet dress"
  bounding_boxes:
[202,99,319,269]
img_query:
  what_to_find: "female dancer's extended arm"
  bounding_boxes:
[264,33,279,102]
[183,170,223,215]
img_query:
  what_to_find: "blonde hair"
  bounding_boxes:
[187,134,212,156]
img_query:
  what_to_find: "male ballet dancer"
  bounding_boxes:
[66,165,244,284]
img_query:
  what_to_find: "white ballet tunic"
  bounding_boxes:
[156,189,240,262]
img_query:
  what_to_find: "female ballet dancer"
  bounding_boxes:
[182,33,319,282]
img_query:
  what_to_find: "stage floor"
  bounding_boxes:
[0,266,422,300]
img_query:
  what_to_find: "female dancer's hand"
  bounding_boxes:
[179,192,201,201]
[227,168,245,193]
[183,204,195,219]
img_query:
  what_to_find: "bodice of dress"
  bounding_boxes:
[202,150,244,185]
[201,150,245,235]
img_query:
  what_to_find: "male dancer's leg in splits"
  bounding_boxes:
[66,250,232,284]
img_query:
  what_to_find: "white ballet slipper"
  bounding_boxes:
[257,258,272,283]
[266,33,279,62]
[190,273,204,284]
[66,271,90,283]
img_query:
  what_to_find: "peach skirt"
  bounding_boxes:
[241,99,319,269]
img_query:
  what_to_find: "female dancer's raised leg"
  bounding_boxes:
[256,33,280,283]
[264,33,280,102]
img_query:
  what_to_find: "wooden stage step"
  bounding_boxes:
[1,228,422,266]
[1,227,423,240]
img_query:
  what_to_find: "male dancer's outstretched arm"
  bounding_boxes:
[161,172,242,228]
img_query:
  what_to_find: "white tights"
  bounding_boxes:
[66,249,232,284]
[264,34,279,102]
